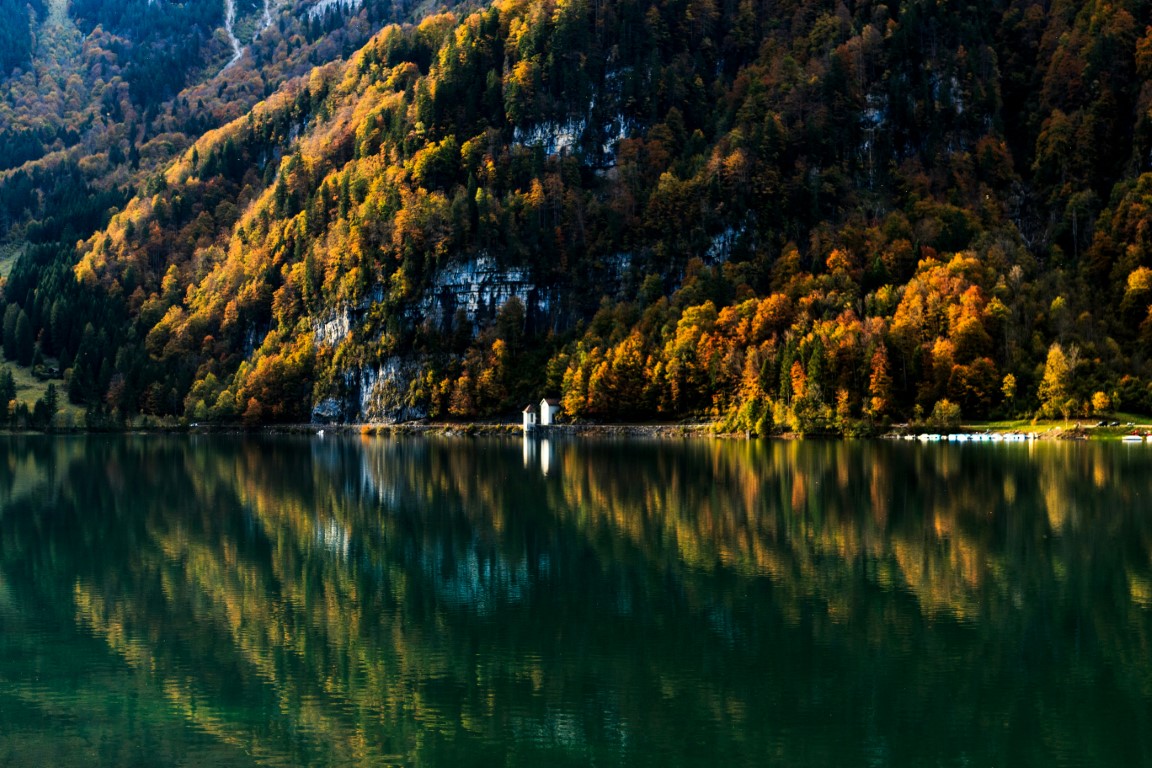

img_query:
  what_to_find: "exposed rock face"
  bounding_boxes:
[312,357,429,424]
[307,0,361,21]
[311,286,385,347]
[312,308,352,347]
[358,358,428,422]
[512,110,636,168]
[311,396,344,423]
[419,254,557,335]
[705,227,743,264]
[513,121,585,156]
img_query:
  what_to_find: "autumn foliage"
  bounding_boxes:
[3,0,1152,430]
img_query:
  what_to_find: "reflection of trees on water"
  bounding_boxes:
[0,437,1151,766]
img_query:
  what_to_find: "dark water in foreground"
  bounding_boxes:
[0,435,1151,766]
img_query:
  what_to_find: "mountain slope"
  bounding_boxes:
[0,0,465,250]
[8,0,1152,429]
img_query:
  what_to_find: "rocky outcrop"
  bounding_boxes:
[418,254,551,331]
[312,356,428,424]
[311,286,385,347]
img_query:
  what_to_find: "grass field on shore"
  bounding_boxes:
[0,352,84,427]
[960,413,1152,439]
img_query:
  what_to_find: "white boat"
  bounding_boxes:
[1122,434,1143,443]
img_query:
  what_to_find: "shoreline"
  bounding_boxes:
[251,422,719,438]
[7,419,1152,441]
[200,421,1152,442]
[215,420,1152,441]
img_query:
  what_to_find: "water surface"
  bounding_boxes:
[1,435,1151,766]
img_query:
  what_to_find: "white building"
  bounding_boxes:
[522,403,538,432]
[540,398,561,426]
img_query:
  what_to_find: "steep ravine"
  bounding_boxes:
[222,0,243,69]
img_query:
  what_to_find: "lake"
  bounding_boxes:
[0,435,1150,766]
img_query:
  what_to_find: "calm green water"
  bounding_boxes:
[1,435,1151,766]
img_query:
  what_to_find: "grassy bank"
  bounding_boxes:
[961,413,1152,439]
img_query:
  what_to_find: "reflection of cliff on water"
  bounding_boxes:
[1,436,1151,766]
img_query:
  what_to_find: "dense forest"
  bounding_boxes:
[5,0,1152,432]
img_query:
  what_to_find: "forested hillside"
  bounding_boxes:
[5,0,1152,431]
[0,0,455,254]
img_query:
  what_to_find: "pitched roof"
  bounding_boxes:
[542,397,561,406]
